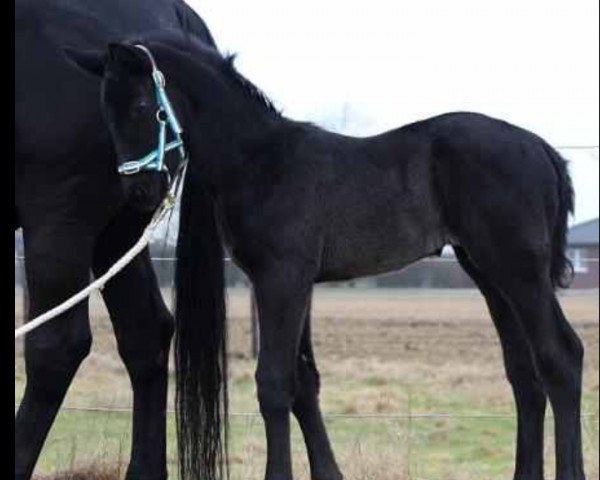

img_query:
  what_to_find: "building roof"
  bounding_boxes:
[568,218,599,246]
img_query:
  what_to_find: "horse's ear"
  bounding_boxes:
[107,43,149,74]
[62,47,106,77]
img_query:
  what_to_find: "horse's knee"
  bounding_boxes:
[23,271,92,400]
[535,332,583,396]
[503,346,539,384]
[25,332,91,399]
[503,362,546,416]
[117,315,173,383]
[27,333,91,370]
[256,369,296,413]
[25,230,92,302]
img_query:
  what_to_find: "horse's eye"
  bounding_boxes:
[131,101,150,116]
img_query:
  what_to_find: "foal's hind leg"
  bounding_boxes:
[93,214,173,480]
[455,247,546,480]
[15,226,94,479]
[458,245,585,480]
[292,299,343,480]
[504,280,585,480]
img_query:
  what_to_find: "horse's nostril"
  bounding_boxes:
[120,174,165,213]
[134,185,146,198]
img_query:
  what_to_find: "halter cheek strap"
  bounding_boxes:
[117,45,187,177]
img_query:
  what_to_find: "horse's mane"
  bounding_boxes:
[221,54,280,115]
[132,29,280,117]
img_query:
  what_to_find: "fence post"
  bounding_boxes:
[250,287,259,359]
[23,285,29,321]
[21,259,29,321]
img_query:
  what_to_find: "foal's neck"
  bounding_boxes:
[180,66,287,185]
[153,40,306,188]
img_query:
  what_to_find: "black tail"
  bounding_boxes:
[175,171,228,480]
[543,143,575,289]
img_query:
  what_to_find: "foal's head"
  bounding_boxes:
[65,41,191,212]
[66,34,280,212]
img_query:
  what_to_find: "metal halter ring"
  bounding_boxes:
[156,109,168,123]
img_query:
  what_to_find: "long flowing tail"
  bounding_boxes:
[543,143,575,289]
[175,170,228,480]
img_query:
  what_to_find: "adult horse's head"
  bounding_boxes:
[65,42,189,213]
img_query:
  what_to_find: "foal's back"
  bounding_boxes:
[299,112,562,282]
[302,122,446,281]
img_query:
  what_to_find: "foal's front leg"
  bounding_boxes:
[253,268,313,480]
[293,304,343,480]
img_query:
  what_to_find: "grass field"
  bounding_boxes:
[15,287,599,480]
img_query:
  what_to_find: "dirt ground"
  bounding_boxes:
[15,287,600,479]
[227,288,599,405]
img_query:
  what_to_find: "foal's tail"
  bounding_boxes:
[543,143,575,289]
[175,171,228,480]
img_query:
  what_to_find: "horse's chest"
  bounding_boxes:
[216,197,316,276]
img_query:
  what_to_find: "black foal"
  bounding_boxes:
[72,32,585,480]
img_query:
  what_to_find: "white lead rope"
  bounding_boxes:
[15,194,176,340]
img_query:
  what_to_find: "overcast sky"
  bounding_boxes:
[189,0,598,224]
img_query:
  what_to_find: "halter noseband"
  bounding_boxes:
[117,45,187,178]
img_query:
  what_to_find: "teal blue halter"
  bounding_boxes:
[117,45,187,177]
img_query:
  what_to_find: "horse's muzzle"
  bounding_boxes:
[120,171,169,213]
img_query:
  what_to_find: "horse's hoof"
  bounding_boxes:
[313,470,344,480]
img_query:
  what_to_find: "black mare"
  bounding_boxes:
[72,33,585,480]
[15,2,216,478]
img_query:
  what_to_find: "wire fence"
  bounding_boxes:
[13,403,599,421]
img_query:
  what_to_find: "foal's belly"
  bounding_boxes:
[316,207,448,282]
